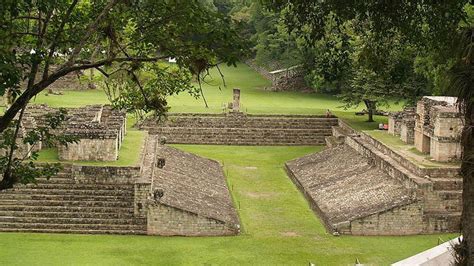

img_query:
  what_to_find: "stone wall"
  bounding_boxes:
[70,165,141,184]
[388,107,416,143]
[349,203,425,235]
[245,60,307,91]
[147,203,238,236]
[134,180,151,218]
[59,138,119,161]
[285,144,418,235]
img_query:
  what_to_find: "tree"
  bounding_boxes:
[448,26,474,265]
[267,0,473,263]
[0,0,245,188]
[0,108,77,189]
[301,13,353,94]
[0,0,244,131]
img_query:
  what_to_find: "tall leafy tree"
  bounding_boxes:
[0,0,244,131]
[0,0,245,188]
[267,0,473,263]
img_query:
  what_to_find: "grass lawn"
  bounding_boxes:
[0,145,456,265]
[31,63,401,131]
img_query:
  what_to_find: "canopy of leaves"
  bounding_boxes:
[0,0,247,132]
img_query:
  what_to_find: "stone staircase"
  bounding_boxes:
[331,122,462,233]
[0,165,146,234]
[141,113,338,145]
[325,126,351,147]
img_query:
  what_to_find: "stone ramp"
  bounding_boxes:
[147,145,239,236]
[286,145,415,234]
[153,145,238,225]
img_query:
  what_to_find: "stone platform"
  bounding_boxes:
[286,120,462,235]
[145,143,240,236]
[140,113,338,145]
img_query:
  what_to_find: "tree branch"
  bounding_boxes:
[67,0,119,65]
[43,0,80,79]
[0,55,169,133]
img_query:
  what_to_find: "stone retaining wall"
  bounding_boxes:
[59,138,119,161]
[147,203,238,236]
[60,164,141,184]
[348,203,425,235]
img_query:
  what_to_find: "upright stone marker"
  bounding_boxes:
[233,88,240,112]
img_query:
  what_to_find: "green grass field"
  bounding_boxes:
[0,146,456,265]
[32,63,401,130]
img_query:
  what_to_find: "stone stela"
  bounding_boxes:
[232,88,241,112]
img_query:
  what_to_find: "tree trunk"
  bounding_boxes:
[459,103,474,265]
[0,105,27,190]
[364,99,376,122]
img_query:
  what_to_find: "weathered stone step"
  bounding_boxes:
[0,211,135,219]
[431,178,463,191]
[0,193,133,201]
[0,199,133,208]
[0,216,146,225]
[0,227,147,235]
[14,183,133,191]
[154,127,333,134]
[0,222,145,231]
[163,140,326,145]
[155,117,338,129]
[331,126,351,139]
[349,135,431,188]
[325,136,344,148]
[0,205,134,213]
[34,178,76,184]
[2,188,134,196]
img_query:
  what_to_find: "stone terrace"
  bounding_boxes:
[147,144,240,236]
[140,112,338,146]
[286,145,415,234]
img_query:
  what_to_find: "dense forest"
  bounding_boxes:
[206,0,473,118]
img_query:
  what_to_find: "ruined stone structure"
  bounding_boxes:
[287,120,462,235]
[21,104,126,161]
[58,105,126,161]
[414,97,462,162]
[388,97,462,162]
[245,60,308,92]
[140,113,338,146]
[389,107,416,144]
[0,135,239,236]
